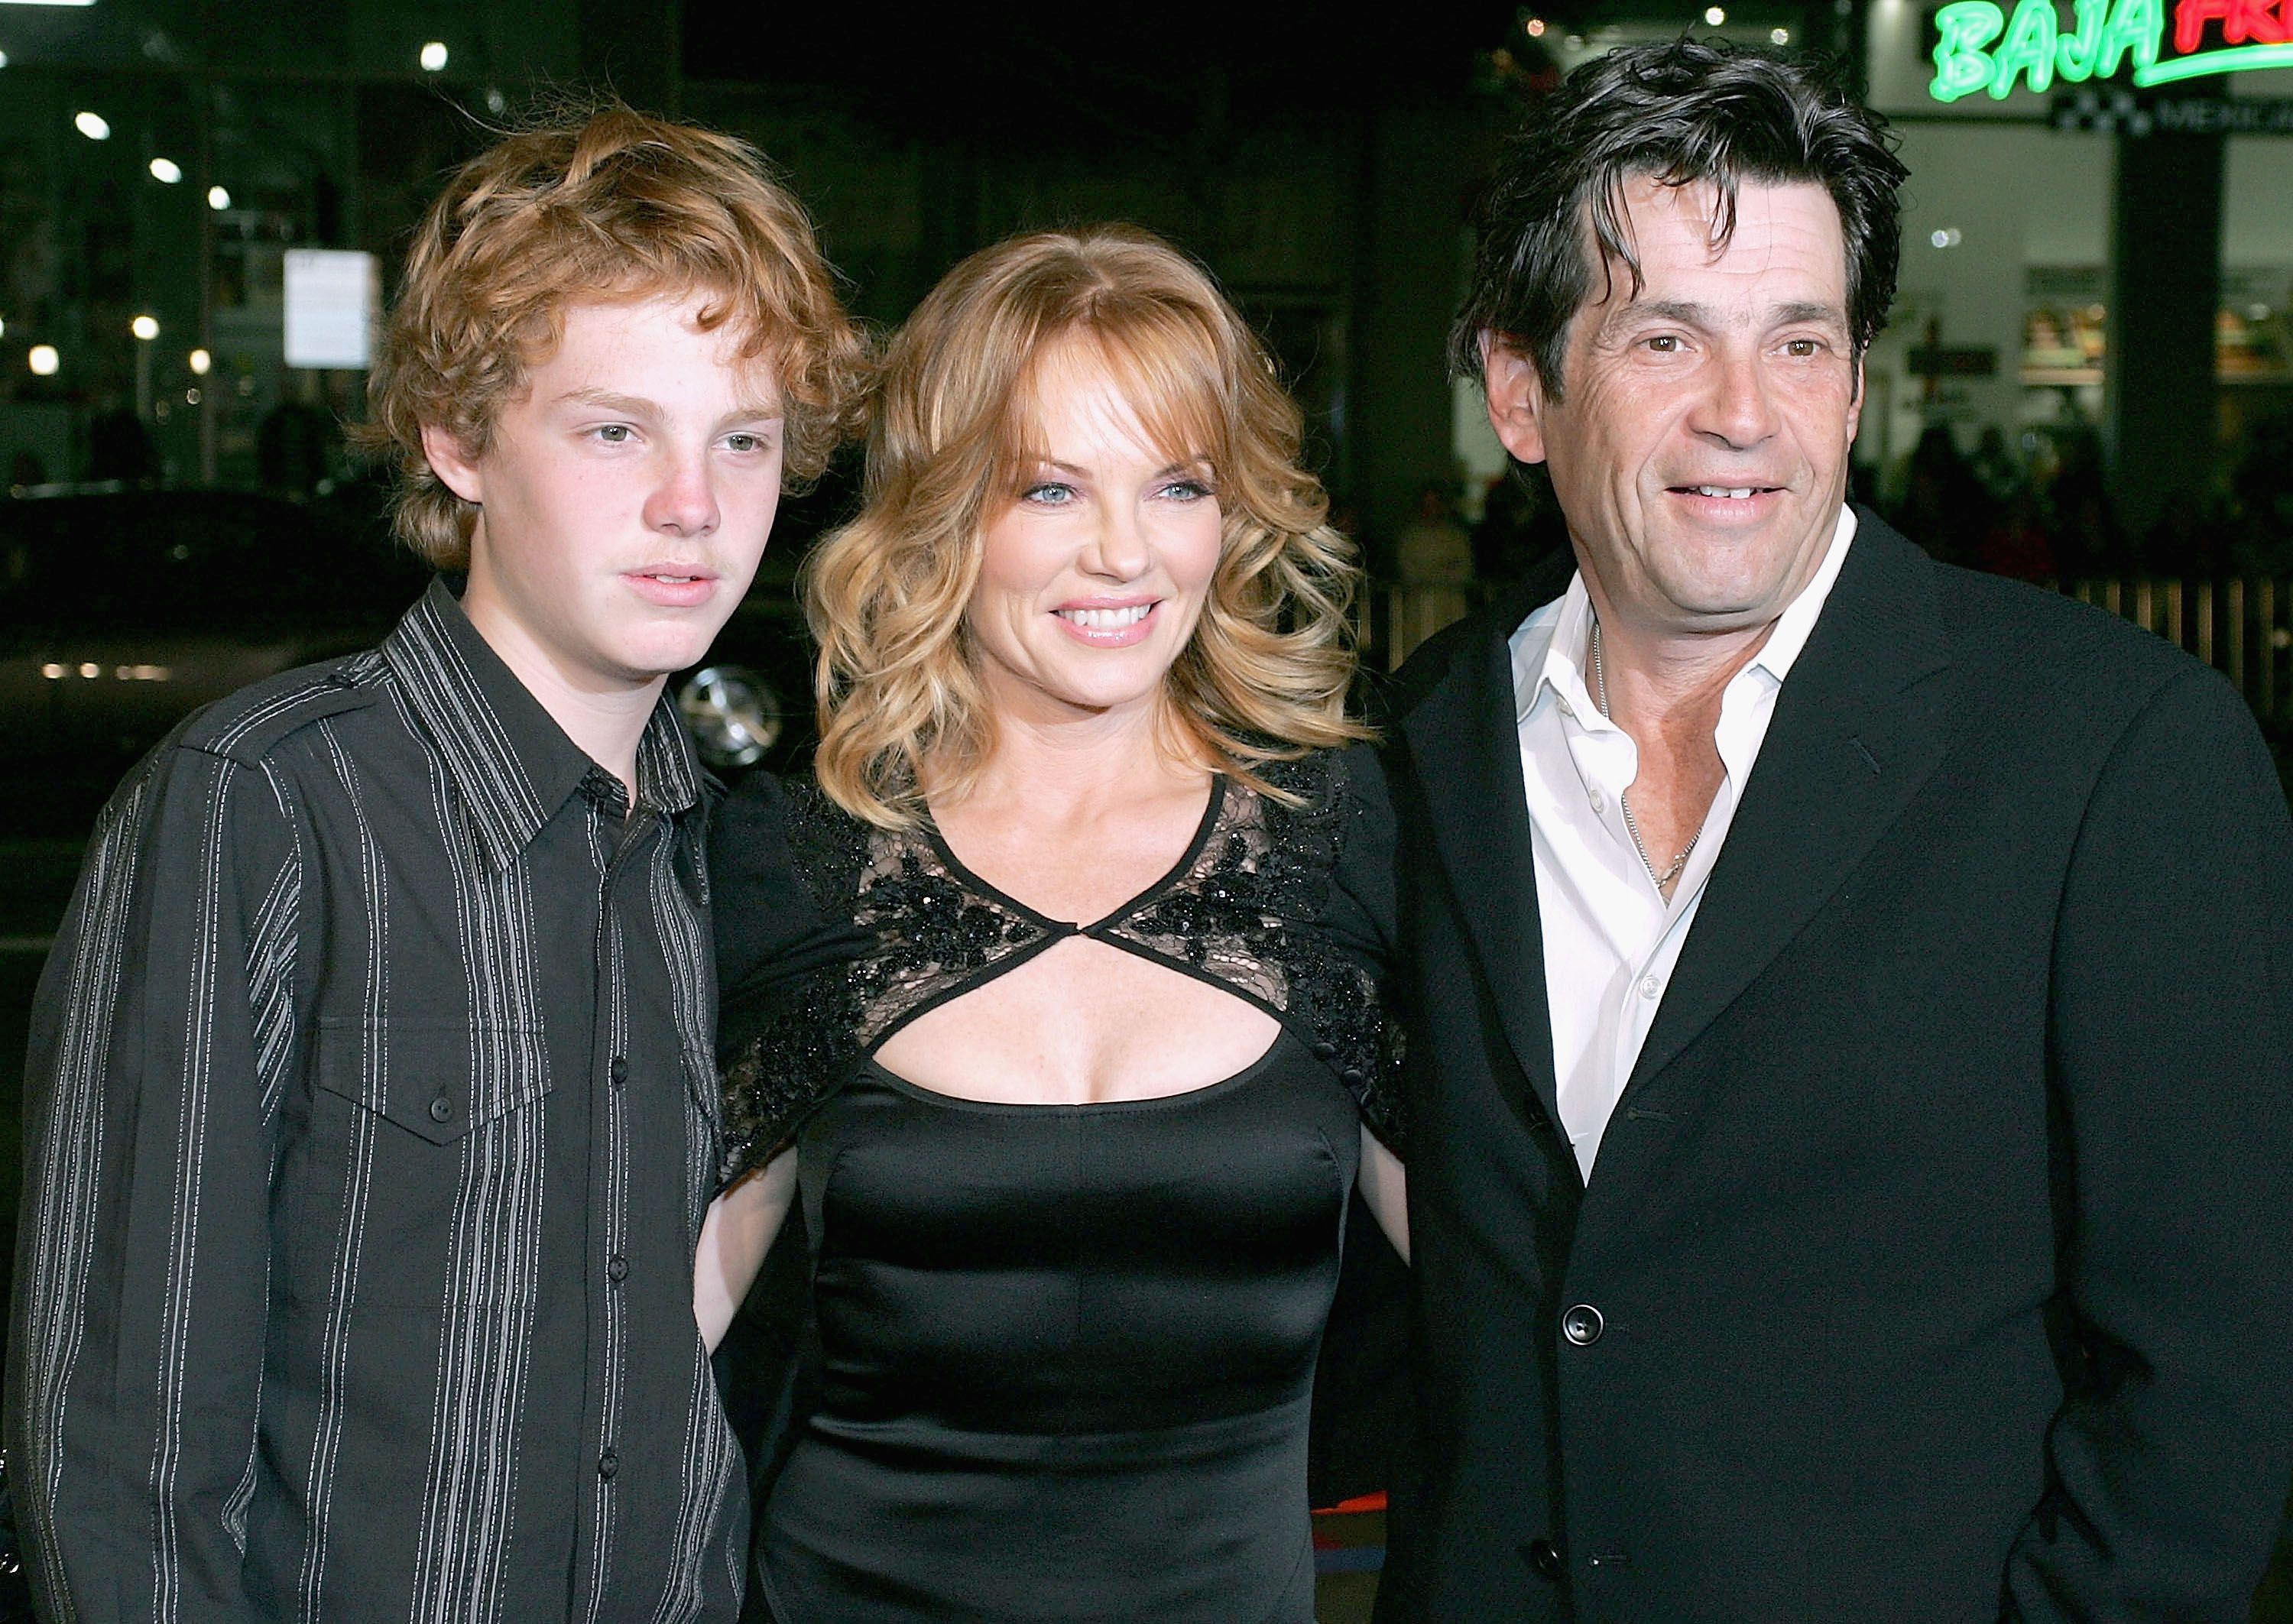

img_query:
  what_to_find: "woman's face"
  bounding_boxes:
[966,345,1224,731]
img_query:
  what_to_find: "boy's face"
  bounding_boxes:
[424,292,784,702]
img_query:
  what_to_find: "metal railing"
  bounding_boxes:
[1377,575,2293,733]
[2073,579,2293,728]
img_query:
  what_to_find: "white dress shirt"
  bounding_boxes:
[1510,506,1857,1182]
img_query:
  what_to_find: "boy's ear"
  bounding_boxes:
[420,423,485,504]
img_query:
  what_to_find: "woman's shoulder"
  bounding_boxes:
[714,769,875,906]
[1254,740,1386,800]
[1237,743,1393,875]
[709,769,884,1015]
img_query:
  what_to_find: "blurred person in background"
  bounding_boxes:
[6,107,864,1620]
[1891,420,1992,568]
[695,224,1408,1623]
[1392,479,1475,666]
[1380,38,2293,1622]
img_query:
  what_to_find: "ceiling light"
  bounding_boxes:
[130,314,158,340]
[148,156,181,183]
[28,344,59,375]
[418,40,447,71]
[189,347,211,374]
[207,184,230,209]
[73,110,109,141]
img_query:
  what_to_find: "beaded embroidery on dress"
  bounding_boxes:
[718,751,1402,1184]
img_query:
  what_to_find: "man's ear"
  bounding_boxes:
[1481,332,1550,466]
[420,423,485,505]
[1844,352,1866,443]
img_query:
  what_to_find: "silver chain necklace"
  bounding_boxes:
[1588,614,1703,895]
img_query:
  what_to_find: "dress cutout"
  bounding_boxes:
[718,752,1403,1183]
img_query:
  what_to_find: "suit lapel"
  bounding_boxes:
[1625,514,1954,1098]
[1399,592,1565,1131]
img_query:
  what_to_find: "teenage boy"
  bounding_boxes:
[7,109,863,1620]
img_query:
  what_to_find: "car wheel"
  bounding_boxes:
[676,663,784,771]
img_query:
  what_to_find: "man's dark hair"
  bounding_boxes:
[1453,39,1905,400]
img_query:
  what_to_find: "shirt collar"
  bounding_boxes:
[382,578,706,873]
[1509,504,1859,725]
[1741,503,1857,686]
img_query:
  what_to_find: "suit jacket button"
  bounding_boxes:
[1527,1537,1563,1579]
[1562,1303,1604,1346]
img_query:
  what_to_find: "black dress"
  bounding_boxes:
[710,750,1403,1624]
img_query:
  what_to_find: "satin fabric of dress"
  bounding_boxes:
[754,1037,1357,1623]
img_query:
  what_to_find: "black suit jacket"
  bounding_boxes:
[1374,512,2293,1622]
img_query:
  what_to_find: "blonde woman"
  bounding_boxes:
[695,225,1406,1622]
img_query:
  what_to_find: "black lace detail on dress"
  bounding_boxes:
[779,777,872,922]
[1110,755,1405,1154]
[718,754,1403,1185]
[718,794,1050,1183]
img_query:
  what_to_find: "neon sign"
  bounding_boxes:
[1930,0,2293,101]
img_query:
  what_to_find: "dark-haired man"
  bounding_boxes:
[1379,40,2293,1622]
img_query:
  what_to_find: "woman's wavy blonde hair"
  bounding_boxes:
[806,225,1367,828]
[358,104,868,569]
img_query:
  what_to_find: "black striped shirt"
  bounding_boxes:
[7,578,745,1621]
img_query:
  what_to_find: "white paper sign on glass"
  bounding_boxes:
[284,249,379,369]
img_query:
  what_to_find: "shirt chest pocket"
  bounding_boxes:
[313,1016,555,1145]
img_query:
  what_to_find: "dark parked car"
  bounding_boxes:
[673,579,815,780]
[0,485,817,837]
[0,486,428,834]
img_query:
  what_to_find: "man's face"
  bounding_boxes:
[424,293,784,700]
[1485,175,1862,638]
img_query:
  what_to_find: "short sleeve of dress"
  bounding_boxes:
[1248,748,1409,1161]
[709,771,871,1184]
[1320,743,1398,978]
[714,771,809,1000]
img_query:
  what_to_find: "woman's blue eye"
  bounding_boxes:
[1023,483,1075,504]
[1162,479,1214,501]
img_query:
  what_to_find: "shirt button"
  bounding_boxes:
[1639,974,1662,1000]
[598,1448,619,1481]
[427,1095,453,1123]
[1527,1537,1564,1579]
[1588,789,1606,815]
[610,1055,628,1087]
[607,1254,629,1284]
[1562,1303,1605,1346]
[1558,700,1575,721]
